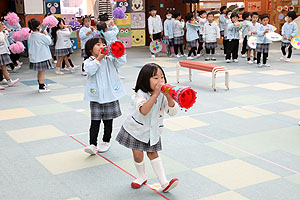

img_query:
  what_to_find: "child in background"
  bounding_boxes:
[196,10,207,57]
[148,6,163,58]
[79,15,97,76]
[247,12,260,64]
[223,10,232,56]
[116,63,179,192]
[226,13,241,63]
[52,18,76,75]
[281,11,298,62]
[28,18,52,93]
[241,12,251,58]
[185,13,200,60]
[219,6,227,51]
[83,37,126,154]
[203,13,220,61]
[164,10,175,57]
[96,20,119,45]
[0,21,19,90]
[256,14,274,67]
[173,11,186,58]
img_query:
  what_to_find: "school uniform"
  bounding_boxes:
[0,32,12,66]
[247,22,260,50]
[173,20,185,45]
[148,15,163,40]
[203,21,220,56]
[223,18,230,54]
[79,26,97,58]
[54,28,73,56]
[164,18,175,45]
[281,21,298,59]
[197,17,207,54]
[256,24,274,64]
[116,90,179,152]
[186,22,199,48]
[102,25,119,45]
[28,32,52,71]
[241,20,251,55]
[226,22,241,60]
[219,14,226,37]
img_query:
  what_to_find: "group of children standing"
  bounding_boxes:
[148,6,298,67]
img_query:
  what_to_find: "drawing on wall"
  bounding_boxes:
[115,13,131,25]
[131,12,145,29]
[45,0,61,15]
[117,25,131,37]
[116,1,130,13]
[131,29,145,46]
[131,0,144,12]
[248,1,261,12]
[118,36,132,48]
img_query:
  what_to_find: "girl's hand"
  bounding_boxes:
[150,34,153,40]
[43,30,48,35]
[288,36,292,41]
[96,49,106,62]
[283,35,287,39]
[86,30,92,35]
[252,31,257,35]
[153,82,163,97]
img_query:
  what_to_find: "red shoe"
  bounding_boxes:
[131,180,147,189]
[162,178,179,193]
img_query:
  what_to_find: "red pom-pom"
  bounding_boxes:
[110,41,125,58]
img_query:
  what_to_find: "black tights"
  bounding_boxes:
[0,69,3,81]
[62,54,74,68]
[89,119,113,145]
[82,57,89,72]
[174,45,184,55]
[206,48,215,55]
[188,47,197,57]
[257,52,268,64]
[197,41,203,54]
[281,45,293,58]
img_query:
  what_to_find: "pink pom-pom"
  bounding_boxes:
[12,31,23,41]
[42,15,59,28]
[21,28,31,40]
[4,12,20,26]
[9,42,25,54]
[113,7,125,19]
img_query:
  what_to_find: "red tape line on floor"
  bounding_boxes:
[69,136,170,200]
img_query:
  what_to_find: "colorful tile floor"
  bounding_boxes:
[1,43,300,200]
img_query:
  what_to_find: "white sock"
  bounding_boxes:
[150,157,168,188]
[133,160,147,185]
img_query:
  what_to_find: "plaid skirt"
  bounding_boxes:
[90,100,121,120]
[29,60,52,71]
[281,42,291,48]
[116,126,162,152]
[187,39,197,48]
[81,49,88,58]
[205,42,218,50]
[168,38,174,46]
[0,53,12,66]
[256,43,270,53]
[55,48,73,56]
[174,36,184,45]
[49,45,55,53]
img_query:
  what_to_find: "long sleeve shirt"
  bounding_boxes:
[28,32,52,63]
[257,24,274,44]
[241,20,252,38]
[281,21,298,43]
[122,90,179,146]
[84,55,126,104]
[0,32,10,55]
[55,28,72,49]
[203,21,220,42]
[164,18,174,39]
[148,15,163,35]
[103,25,119,45]
[173,20,185,37]
[219,14,226,31]
[249,22,260,37]
[197,17,207,35]
[227,22,241,40]
[79,26,97,50]
[186,22,199,42]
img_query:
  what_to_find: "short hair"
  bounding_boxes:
[242,12,251,20]
[149,6,157,12]
[231,12,239,19]
[81,15,91,26]
[185,13,194,21]
[134,63,167,93]
[251,12,259,17]
[207,12,214,17]
[260,14,269,20]
[85,37,107,58]
[287,11,297,20]
[28,18,40,32]
[165,10,173,16]
[198,10,207,16]
[220,6,227,14]
[226,10,232,15]
[173,11,181,19]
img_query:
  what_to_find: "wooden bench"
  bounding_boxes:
[177,61,229,91]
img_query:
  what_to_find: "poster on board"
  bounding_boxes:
[248,1,261,12]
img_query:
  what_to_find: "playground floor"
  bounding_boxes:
[1,43,300,200]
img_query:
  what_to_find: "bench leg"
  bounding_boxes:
[225,71,229,90]
[176,63,180,83]
[212,72,216,92]
[189,68,192,82]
